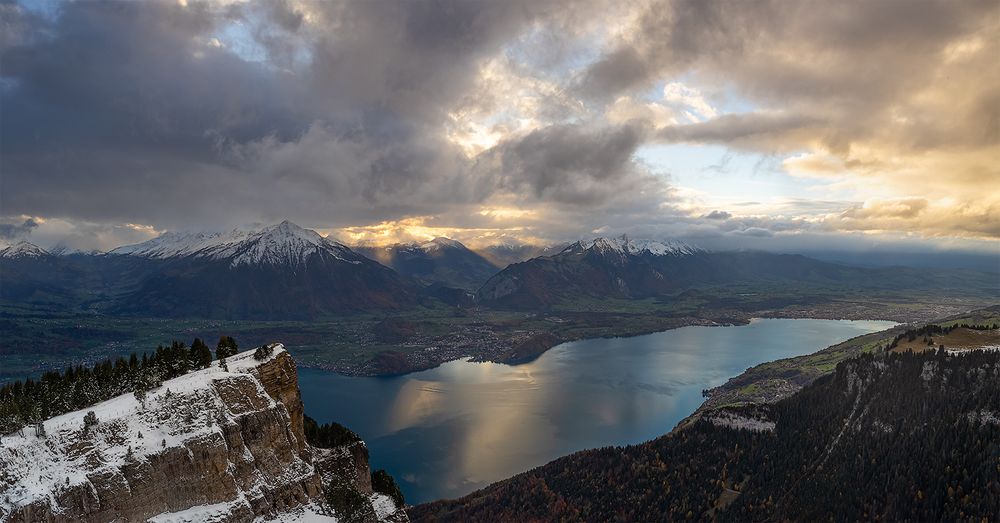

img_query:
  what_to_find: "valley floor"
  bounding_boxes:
[1,289,992,383]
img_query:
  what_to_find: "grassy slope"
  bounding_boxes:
[889,326,1000,353]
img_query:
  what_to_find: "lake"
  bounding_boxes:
[298,318,894,503]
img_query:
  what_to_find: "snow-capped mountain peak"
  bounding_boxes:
[567,235,701,257]
[0,240,49,259]
[111,221,361,267]
[420,237,466,251]
[219,220,355,267]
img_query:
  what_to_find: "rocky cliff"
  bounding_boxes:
[0,345,406,522]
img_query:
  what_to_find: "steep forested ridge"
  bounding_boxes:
[412,347,1000,522]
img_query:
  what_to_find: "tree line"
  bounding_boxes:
[0,336,240,435]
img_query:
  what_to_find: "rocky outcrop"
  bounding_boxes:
[0,345,405,523]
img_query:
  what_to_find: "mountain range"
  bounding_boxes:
[2,224,996,319]
[1,221,418,319]
[476,235,993,309]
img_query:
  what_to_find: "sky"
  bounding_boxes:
[1,0,998,255]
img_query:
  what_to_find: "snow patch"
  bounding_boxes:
[254,503,339,522]
[370,493,398,520]
[150,500,246,523]
[947,345,1000,355]
[707,412,775,432]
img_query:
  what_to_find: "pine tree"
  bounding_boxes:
[191,338,213,369]
[254,344,274,361]
[216,336,238,360]
[134,386,147,407]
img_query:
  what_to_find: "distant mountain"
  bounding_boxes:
[0,240,49,259]
[0,241,90,307]
[109,229,253,259]
[477,235,713,308]
[473,240,565,268]
[109,220,364,268]
[110,221,417,318]
[356,237,499,290]
[475,234,990,309]
[47,245,104,256]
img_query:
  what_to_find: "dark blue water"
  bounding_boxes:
[298,318,893,503]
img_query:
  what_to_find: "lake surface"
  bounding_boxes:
[299,318,894,503]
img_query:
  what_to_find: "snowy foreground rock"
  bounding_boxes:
[0,345,407,523]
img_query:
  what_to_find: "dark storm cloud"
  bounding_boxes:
[0,217,38,241]
[580,0,991,101]
[485,123,651,205]
[0,1,313,226]
[0,0,584,230]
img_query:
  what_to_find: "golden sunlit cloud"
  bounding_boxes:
[332,215,547,248]
[478,207,536,219]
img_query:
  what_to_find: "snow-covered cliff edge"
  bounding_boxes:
[0,345,405,522]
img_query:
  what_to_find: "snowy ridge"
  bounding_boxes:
[0,240,49,259]
[48,245,103,256]
[564,235,702,257]
[111,220,363,267]
[110,229,253,258]
[372,237,468,254]
[0,344,404,522]
[0,346,291,518]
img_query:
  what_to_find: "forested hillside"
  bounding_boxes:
[412,346,1000,521]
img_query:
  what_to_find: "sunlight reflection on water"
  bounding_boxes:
[299,318,894,503]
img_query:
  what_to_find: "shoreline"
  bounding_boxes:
[673,305,1000,433]
[300,310,914,378]
[2,298,983,384]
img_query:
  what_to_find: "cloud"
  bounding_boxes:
[485,122,654,205]
[702,210,731,220]
[597,0,1000,241]
[0,0,997,252]
[0,217,38,242]
[655,112,824,151]
[661,82,717,122]
[842,198,930,220]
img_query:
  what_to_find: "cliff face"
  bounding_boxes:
[0,345,404,522]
